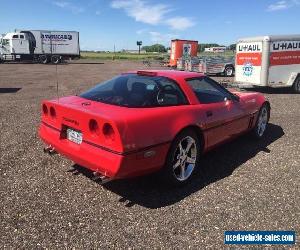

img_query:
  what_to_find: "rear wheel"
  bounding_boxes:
[39,54,48,64]
[162,129,201,185]
[252,103,270,139]
[292,76,300,93]
[51,55,60,64]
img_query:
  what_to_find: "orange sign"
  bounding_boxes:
[236,52,262,66]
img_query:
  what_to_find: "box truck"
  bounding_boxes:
[0,30,80,64]
[235,34,300,93]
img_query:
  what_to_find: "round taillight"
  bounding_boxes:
[50,107,56,118]
[102,123,115,141]
[42,104,48,115]
[89,119,100,135]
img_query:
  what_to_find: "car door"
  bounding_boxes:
[186,77,249,149]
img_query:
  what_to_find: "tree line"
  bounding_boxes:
[142,43,236,53]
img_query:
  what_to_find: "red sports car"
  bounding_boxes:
[39,70,270,185]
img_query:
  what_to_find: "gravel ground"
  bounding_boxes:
[0,61,299,249]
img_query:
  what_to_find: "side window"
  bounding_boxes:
[12,35,19,38]
[186,77,230,104]
[20,35,24,39]
[157,78,188,106]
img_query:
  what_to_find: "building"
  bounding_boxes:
[204,47,227,53]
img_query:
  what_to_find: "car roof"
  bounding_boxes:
[125,70,205,80]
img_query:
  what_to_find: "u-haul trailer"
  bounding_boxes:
[0,30,80,64]
[235,35,300,93]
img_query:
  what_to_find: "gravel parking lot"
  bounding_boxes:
[0,61,299,248]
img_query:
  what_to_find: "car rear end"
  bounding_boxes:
[39,96,129,179]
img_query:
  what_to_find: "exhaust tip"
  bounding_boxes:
[43,145,57,155]
[92,171,112,184]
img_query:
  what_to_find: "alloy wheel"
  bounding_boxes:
[172,136,197,181]
[257,106,268,137]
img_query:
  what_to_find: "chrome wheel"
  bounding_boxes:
[257,106,268,137]
[172,136,197,181]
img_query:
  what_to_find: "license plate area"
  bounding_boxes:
[66,127,82,144]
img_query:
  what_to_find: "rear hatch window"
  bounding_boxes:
[80,74,188,107]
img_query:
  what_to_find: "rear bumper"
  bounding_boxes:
[39,122,170,179]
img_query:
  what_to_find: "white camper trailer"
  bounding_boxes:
[0,30,80,64]
[235,35,300,93]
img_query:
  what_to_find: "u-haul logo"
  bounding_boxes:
[271,41,300,52]
[242,62,253,76]
[238,42,262,52]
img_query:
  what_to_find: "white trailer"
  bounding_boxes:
[235,34,300,93]
[0,30,80,64]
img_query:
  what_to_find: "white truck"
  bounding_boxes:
[235,34,300,93]
[0,30,80,64]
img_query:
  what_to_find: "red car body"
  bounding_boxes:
[39,70,268,180]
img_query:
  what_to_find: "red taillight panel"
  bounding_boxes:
[42,104,48,115]
[50,106,56,118]
[89,119,100,136]
[102,123,115,142]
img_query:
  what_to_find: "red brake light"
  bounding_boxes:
[102,123,115,141]
[137,71,157,76]
[89,119,100,135]
[42,104,48,115]
[50,107,56,118]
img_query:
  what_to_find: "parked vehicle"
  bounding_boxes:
[198,56,235,76]
[0,30,80,64]
[176,56,235,76]
[39,70,270,185]
[235,34,300,93]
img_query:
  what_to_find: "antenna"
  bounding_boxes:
[55,63,59,102]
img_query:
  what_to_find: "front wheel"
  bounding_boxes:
[162,129,201,185]
[252,103,270,139]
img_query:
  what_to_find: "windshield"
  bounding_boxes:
[80,74,188,107]
[0,39,9,46]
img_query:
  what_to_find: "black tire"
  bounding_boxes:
[251,103,270,139]
[224,65,234,77]
[39,55,48,64]
[292,76,300,93]
[162,129,201,186]
[51,55,60,64]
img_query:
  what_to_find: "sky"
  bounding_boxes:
[0,0,299,51]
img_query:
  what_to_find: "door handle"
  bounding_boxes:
[206,111,213,117]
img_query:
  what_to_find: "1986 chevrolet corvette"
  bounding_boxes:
[39,70,270,185]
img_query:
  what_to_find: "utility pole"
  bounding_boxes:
[113,44,116,60]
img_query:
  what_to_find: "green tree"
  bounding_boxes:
[142,44,166,53]
[228,43,236,51]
